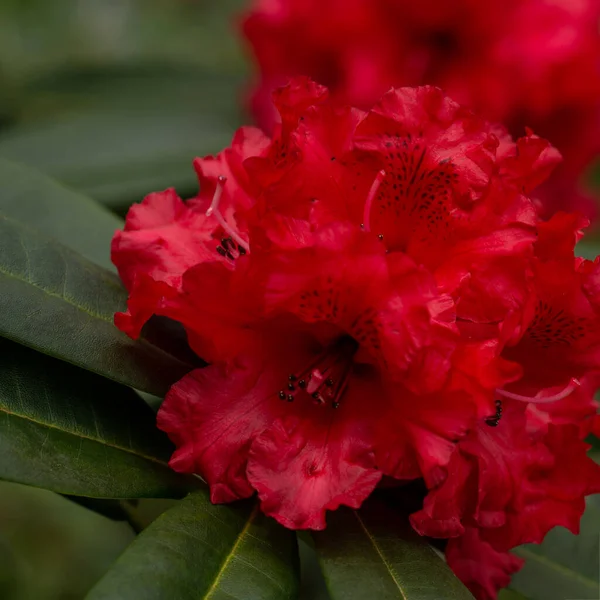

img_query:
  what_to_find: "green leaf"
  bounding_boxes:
[312,501,474,600]
[0,158,121,270]
[62,496,139,523]
[298,535,331,600]
[0,66,242,211]
[509,495,600,600]
[86,492,300,600]
[498,590,530,600]
[0,337,195,498]
[0,212,195,395]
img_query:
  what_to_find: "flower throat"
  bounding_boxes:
[279,335,359,409]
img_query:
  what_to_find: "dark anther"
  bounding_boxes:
[221,237,234,249]
[331,156,336,161]
[288,374,297,381]
[288,382,295,391]
[332,402,340,409]
[378,234,384,241]
[225,251,235,261]
[485,400,503,427]
[216,246,227,257]
[298,379,307,388]
[312,392,321,400]
[326,378,334,387]
[278,391,286,400]
[360,223,365,229]
[238,246,247,255]
[287,394,294,402]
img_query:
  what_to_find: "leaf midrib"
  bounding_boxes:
[202,504,260,600]
[514,547,599,591]
[353,512,408,600]
[0,258,192,370]
[0,403,170,469]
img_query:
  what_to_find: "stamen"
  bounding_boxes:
[484,399,503,427]
[279,336,358,409]
[496,378,581,404]
[327,360,352,409]
[206,176,250,253]
[221,237,235,250]
[362,169,386,233]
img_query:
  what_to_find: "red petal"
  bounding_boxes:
[247,375,382,529]
[112,188,214,291]
[446,528,523,600]
[157,350,290,503]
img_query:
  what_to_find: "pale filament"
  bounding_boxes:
[496,378,581,404]
[362,169,386,232]
[205,175,250,253]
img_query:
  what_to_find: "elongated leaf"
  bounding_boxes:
[0,213,195,395]
[498,591,530,600]
[312,501,474,600]
[63,497,177,534]
[299,536,331,600]
[62,496,138,522]
[509,495,600,600]
[86,492,300,600]
[0,158,122,270]
[0,337,195,497]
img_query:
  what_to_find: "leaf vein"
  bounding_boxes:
[202,504,260,599]
[353,511,408,600]
[0,265,193,369]
[514,547,599,590]
[0,404,170,468]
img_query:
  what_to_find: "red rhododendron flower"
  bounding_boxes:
[241,0,600,219]
[112,79,600,599]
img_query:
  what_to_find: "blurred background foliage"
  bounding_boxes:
[0,0,247,212]
[0,481,134,600]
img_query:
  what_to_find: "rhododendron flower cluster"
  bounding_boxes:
[112,79,600,600]
[241,0,600,219]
